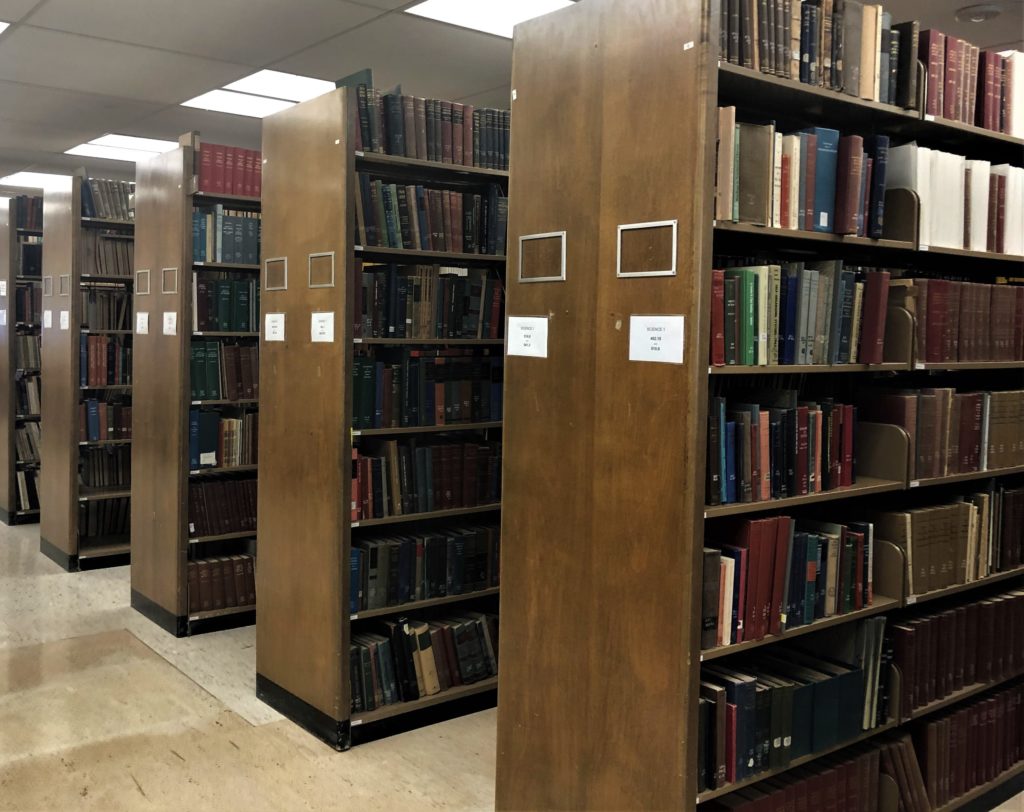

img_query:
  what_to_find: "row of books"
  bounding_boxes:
[191,207,261,265]
[196,142,262,198]
[352,440,501,521]
[707,393,857,506]
[78,497,128,540]
[81,178,134,221]
[717,108,889,237]
[189,341,259,402]
[78,399,132,443]
[15,423,40,464]
[911,683,1023,811]
[15,335,40,369]
[187,555,256,614]
[861,387,1024,479]
[350,611,498,713]
[188,410,258,470]
[719,0,916,107]
[81,289,131,332]
[192,274,258,333]
[889,143,1023,255]
[891,588,1023,716]
[16,469,38,512]
[355,177,508,256]
[79,335,131,387]
[353,85,510,171]
[187,478,256,538]
[353,263,505,340]
[351,524,499,613]
[17,378,39,416]
[702,514,875,648]
[82,231,134,277]
[18,238,41,277]
[14,285,41,324]
[351,352,503,430]
[874,485,1024,596]
[709,263,890,367]
[79,447,130,489]
[700,622,889,786]
[12,194,41,230]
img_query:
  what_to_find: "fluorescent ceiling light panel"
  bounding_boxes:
[0,171,71,191]
[405,0,573,38]
[181,89,294,118]
[91,134,178,152]
[65,133,179,164]
[0,22,9,35]
[224,70,335,103]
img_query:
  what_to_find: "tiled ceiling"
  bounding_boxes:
[0,0,1018,193]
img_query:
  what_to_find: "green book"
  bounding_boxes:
[724,276,738,365]
[724,269,756,365]
[189,342,206,400]
[205,341,222,400]
[216,280,233,332]
[232,280,251,333]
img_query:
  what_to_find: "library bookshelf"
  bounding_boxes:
[40,175,134,571]
[0,196,42,524]
[496,1,1024,810]
[254,88,506,748]
[130,133,261,637]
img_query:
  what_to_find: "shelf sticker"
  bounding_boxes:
[265,313,285,342]
[507,316,549,358]
[59,310,70,331]
[311,311,334,343]
[136,312,149,335]
[200,451,216,466]
[0,309,6,327]
[43,310,52,329]
[629,315,685,364]
[163,311,177,336]
[0,280,7,297]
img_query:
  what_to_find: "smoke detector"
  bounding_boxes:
[955,3,1003,22]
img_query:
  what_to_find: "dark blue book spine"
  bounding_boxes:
[810,127,840,232]
[398,541,413,604]
[491,358,503,420]
[717,399,728,504]
[188,408,200,470]
[865,135,889,239]
[725,420,737,504]
[79,334,87,387]
[374,361,384,429]
[350,548,362,614]
[799,6,810,84]
[191,212,201,263]
[784,275,799,363]
[86,400,100,441]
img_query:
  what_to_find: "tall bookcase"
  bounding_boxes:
[40,175,134,571]
[0,195,43,524]
[496,0,1024,810]
[255,88,507,748]
[130,132,261,636]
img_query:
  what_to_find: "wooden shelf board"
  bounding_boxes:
[191,399,259,406]
[904,565,1024,607]
[78,541,130,559]
[697,718,900,803]
[354,245,507,264]
[18,367,41,374]
[192,331,259,338]
[704,477,904,519]
[701,595,901,661]
[16,227,43,235]
[353,338,503,346]
[919,244,1024,263]
[710,362,909,375]
[16,414,41,421]
[189,464,258,477]
[351,587,500,621]
[355,151,509,180]
[80,274,133,284]
[914,360,1024,371]
[353,421,502,437]
[714,220,916,251]
[16,461,39,469]
[79,439,132,447]
[81,329,132,335]
[934,761,1024,812]
[81,217,134,228]
[14,508,40,517]
[911,464,1024,489]
[15,276,42,283]
[921,112,1024,147]
[188,604,255,622]
[188,530,255,545]
[80,384,132,390]
[193,261,260,271]
[78,488,131,502]
[352,503,501,528]
[908,671,1024,722]
[351,676,498,726]
[191,190,261,206]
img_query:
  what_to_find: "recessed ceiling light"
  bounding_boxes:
[65,134,179,163]
[181,89,295,119]
[955,3,1003,22]
[224,70,335,103]
[0,22,9,36]
[0,171,71,191]
[405,0,574,39]
[91,134,178,152]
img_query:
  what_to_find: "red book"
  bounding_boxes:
[233,147,246,195]
[834,135,863,235]
[711,270,726,366]
[739,522,764,640]
[841,404,855,487]
[224,146,235,195]
[759,411,770,500]
[982,51,996,130]
[830,405,843,489]
[796,406,809,495]
[920,30,946,117]
[925,278,949,362]
[803,133,817,231]
[995,173,1006,252]
[440,101,453,164]
[861,156,873,238]
[725,703,738,783]
[198,143,214,192]
[944,36,960,120]
[850,529,864,610]
[254,150,262,197]
[212,143,226,195]
[858,270,891,365]
[768,516,790,636]
[1014,287,1024,360]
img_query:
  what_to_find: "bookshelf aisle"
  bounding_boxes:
[130,133,262,636]
[40,175,134,571]
[254,84,507,748]
[496,1,1024,810]
[0,194,43,524]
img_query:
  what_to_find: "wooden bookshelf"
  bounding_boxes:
[39,176,134,571]
[254,88,507,750]
[934,762,1024,812]
[496,1,1024,809]
[130,132,260,638]
[0,196,43,524]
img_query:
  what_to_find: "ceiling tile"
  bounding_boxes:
[0,118,109,153]
[0,0,41,22]
[457,85,511,108]
[272,13,512,101]
[0,27,252,104]
[883,0,1023,49]
[26,0,383,65]
[0,80,164,130]
[126,107,262,151]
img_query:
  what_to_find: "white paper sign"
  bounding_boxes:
[162,311,177,336]
[507,316,549,358]
[136,312,149,335]
[629,315,685,364]
[265,313,285,342]
[59,310,70,331]
[43,310,52,329]
[0,281,8,297]
[200,452,217,466]
[0,309,6,327]
[311,312,334,343]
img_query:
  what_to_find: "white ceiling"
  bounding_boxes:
[0,0,1018,193]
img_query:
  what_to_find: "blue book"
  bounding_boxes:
[865,135,890,240]
[397,539,413,604]
[86,399,100,441]
[491,358,503,420]
[784,274,799,364]
[804,127,841,233]
[191,212,201,263]
[350,548,363,615]
[725,420,737,504]
[799,6,811,84]
[188,409,200,470]
[79,334,88,386]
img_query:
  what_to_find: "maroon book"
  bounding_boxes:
[834,135,864,235]
[858,270,891,365]
[711,270,726,366]
[920,30,946,116]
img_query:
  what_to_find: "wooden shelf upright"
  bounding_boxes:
[40,176,134,571]
[254,88,507,748]
[0,195,43,524]
[130,133,261,636]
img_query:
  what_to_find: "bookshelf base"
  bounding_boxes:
[131,590,256,637]
[256,674,350,751]
[0,506,40,526]
[130,590,188,636]
[39,536,75,572]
